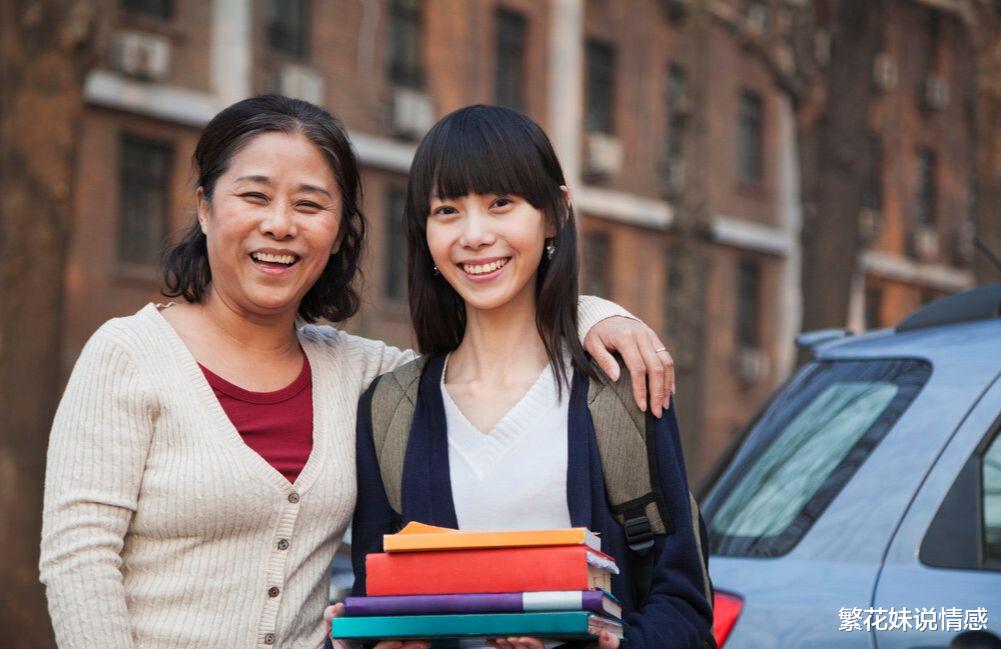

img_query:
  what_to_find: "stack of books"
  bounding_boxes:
[332,522,624,645]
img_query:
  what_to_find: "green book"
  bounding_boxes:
[331,611,623,643]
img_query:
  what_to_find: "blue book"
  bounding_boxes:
[331,611,623,642]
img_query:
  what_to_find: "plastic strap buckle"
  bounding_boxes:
[624,515,655,554]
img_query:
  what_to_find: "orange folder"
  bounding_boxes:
[383,522,601,553]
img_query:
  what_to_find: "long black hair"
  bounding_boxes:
[162,94,367,323]
[404,104,597,392]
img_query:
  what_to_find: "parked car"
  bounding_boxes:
[701,284,1001,648]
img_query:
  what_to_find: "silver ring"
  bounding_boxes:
[654,347,668,354]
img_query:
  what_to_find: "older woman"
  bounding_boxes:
[39,95,676,649]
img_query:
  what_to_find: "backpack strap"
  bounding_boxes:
[369,355,431,515]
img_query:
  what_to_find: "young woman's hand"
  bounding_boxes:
[324,603,430,649]
[584,315,676,417]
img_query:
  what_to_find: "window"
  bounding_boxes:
[388,0,424,88]
[583,231,611,296]
[121,0,172,19]
[585,39,616,134]
[863,134,883,211]
[267,0,311,58]
[737,259,761,348]
[118,135,173,267]
[705,359,931,557]
[664,63,687,197]
[383,188,408,302]
[738,90,763,183]
[916,148,938,228]
[494,8,527,111]
[984,433,1001,563]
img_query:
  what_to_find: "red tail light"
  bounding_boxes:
[713,590,744,647]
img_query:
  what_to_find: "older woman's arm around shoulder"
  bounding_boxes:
[39,326,157,649]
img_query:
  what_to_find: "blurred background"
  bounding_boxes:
[3,0,1001,645]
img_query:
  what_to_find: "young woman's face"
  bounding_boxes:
[198,131,341,318]
[426,192,553,314]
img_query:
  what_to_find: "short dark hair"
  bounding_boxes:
[162,94,367,323]
[404,104,596,392]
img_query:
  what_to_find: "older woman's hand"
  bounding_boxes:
[487,630,620,649]
[584,315,676,418]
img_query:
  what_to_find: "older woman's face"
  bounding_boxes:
[198,131,341,319]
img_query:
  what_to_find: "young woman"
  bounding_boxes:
[348,106,714,649]
[39,95,675,649]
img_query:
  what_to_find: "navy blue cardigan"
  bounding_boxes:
[350,355,713,649]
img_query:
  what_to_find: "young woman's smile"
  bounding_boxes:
[426,193,551,311]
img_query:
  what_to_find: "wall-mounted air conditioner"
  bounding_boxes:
[391,88,434,140]
[280,64,325,106]
[584,133,624,182]
[109,30,170,81]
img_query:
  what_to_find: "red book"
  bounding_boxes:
[365,545,616,596]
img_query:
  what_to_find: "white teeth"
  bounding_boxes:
[252,252,297,265]
[462,258,508,275]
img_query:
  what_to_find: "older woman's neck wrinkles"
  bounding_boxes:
[200,289,300,356]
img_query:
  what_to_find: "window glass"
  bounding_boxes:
[388,0,424,88]
[267,0,310,58]
[586,39,615,134]
[738,90,763,182]
[495,9,527,111]
[583,231,611,296]
[121,0,172,19]
[119,135,173,267]
[984,432,1001,563]
[383,188,407,302]
[705,360,930,557]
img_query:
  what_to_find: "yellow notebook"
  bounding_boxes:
[383,522,601,553]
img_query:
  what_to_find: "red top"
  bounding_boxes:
[199,357,313,484]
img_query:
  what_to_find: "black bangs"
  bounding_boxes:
[409,105,564,225]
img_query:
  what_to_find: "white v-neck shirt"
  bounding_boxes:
[442,356,573,531]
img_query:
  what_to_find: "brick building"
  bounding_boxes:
[67,0,976,481]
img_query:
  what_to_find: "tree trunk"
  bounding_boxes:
[672,0,714,473]
[799,0,885,335]
[0,2,100,645]
[972,3,1001,284]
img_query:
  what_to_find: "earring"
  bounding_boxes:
[433,265,440,276]
[545,241,556,260]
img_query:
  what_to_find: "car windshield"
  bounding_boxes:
[703,359,931,558]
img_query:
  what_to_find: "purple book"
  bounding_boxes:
[344,590,621,620]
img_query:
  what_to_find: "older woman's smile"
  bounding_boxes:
[249,247,301,274]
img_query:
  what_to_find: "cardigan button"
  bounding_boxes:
[277,538,289,551]
[287,492,300,504]
[268,586,280,598]
[263,633,275,644]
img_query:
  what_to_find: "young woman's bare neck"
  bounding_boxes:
[448,291,549,385]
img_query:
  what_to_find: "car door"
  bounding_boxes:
[871,374,1001,649]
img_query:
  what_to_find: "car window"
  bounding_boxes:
[704,360,931,558]
[984,432,1001,563]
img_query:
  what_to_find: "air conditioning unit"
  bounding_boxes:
[279,64,325,106]
[911,225,940,261]
[922,75,949,111]
[733,347,769,386]
[391,88,434,140]
[873,52,898,92]
[584,133,624,182]
[109,30,170,81]
[662,158,685,199]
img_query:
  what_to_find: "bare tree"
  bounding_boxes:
[713,0,887,337]
[0,1,102,645]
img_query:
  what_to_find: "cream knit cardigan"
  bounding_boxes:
[40,298,625,649]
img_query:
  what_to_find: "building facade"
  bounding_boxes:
[67,0,977,481]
